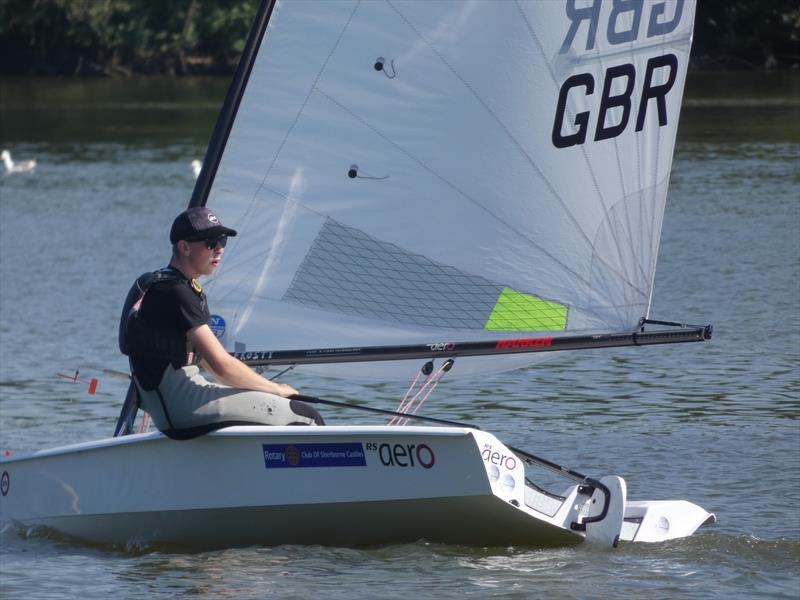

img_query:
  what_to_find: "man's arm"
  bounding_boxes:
[188,324,298,397]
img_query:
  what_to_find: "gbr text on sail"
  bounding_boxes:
[552,0,686,149]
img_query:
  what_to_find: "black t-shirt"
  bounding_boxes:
[131,276,210,390]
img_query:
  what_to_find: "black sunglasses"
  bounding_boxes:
[191,235,228,250]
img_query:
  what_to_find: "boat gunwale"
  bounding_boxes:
[0,425,476,463]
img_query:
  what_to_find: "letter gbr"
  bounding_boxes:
[552,0,685,149]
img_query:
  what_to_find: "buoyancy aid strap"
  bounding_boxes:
[121,267,200,366]
[119,267,191,357]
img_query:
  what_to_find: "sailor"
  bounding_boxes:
[120,206,323,435]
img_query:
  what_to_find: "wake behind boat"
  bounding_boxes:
[1,0,716,549]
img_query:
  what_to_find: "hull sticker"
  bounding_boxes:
[262,443,366,469]
[365,442,436,469]
[210,314,226,339]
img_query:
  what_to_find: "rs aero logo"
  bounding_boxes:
[427,342,454,352]
[482,445,518,471]
[366,442,435,469]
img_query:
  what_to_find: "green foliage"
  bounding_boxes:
[0,0,797,76]
[694,0,800,69]
[0,0,258,75]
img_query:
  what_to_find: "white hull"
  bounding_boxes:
[0,426,713,549]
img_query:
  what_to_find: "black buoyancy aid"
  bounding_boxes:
[119,268,197,365]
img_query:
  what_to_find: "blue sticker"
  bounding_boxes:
[263,443,367,468]
[209,314,226,339]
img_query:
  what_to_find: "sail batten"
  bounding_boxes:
[197,0,699,378]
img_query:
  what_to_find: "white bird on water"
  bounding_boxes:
[191,160,202,179]
[2,150,37,174]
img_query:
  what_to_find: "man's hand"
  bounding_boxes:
[275,383,299,398]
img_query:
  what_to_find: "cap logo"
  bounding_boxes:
[207,213,220,225]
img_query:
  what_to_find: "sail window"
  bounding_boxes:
[484,288,567,332]
[283,220,564,332]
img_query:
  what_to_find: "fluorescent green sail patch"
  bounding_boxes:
[485,288,567,331]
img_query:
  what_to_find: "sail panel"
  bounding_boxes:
[485,289,567,332]
[200,0,696,377]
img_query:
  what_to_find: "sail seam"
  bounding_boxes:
[597,8,651,324]
[233,0,361,250]
[514,0,649,318]
[261,1,360,191]
[516,1,641,289]
[209,1,362,313]
[388,0,644,302]
[646,29,679,322]
[313,86,605,300]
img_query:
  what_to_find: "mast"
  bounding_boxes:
[188,0,277,209]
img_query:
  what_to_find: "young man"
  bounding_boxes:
[122,206,323,434]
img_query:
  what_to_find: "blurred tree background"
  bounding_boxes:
[0,0,258,76]
[0,0,798,77]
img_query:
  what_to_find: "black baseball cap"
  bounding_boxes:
[170,207,237,244]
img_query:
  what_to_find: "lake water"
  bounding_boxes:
[0,71,798,599]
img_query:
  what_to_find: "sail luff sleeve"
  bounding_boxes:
[188,0,277,209]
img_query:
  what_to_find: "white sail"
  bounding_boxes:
[200,0,696,378]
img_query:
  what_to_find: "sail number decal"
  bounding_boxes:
[553,0,686,148]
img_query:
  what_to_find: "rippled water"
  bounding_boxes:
[0,72,798,599]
